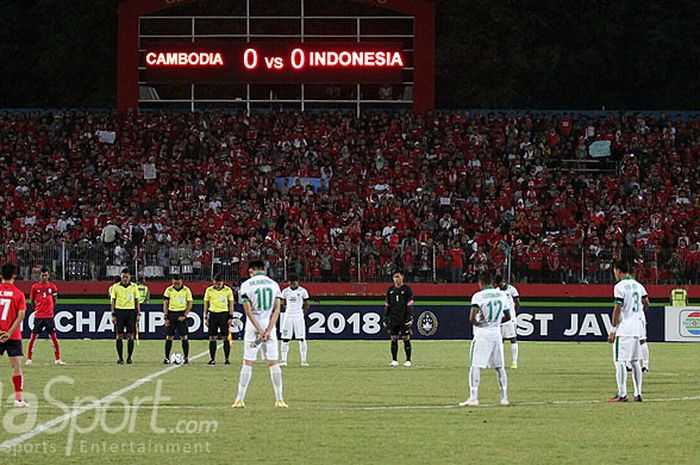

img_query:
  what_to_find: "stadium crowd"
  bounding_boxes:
[1,110,698,284]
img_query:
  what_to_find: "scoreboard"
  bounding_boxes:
[143,42,406,84]
[119,0,434,112]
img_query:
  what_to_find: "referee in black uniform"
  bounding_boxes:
[385,271,414,367]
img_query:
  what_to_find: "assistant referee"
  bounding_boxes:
[110,268,140,365]
[163,274,193,364]
[203,274,235,365]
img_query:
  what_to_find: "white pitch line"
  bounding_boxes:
[26,395,700,412]
[308,395,700,411]
[0,346,215,451]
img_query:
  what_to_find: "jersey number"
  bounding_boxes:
[254,288,273,312]
[0,299,11,321]
[485,300,503,322]
[632,292,641,313]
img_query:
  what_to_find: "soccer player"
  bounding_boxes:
[607,261,648,402]
[162,275,193,364]
[495,275,520,369]
[0,263,29,407]
[460,271,511,407]
[640,309,650,373]
[280,274,310,367]
[385,271,414,367]
[232,260,286,408]
[628,287,650,373]
[203,274,235,365]
[27,267,65,365]
[110,268,140,365]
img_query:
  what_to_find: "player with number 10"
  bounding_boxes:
[232,260,287,408]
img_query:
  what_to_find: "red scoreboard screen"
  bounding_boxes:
[142,42,407,84]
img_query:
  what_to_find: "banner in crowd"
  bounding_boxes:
[274,176,326,192]
[588,140,612,158]
[20,304,665,342]
[663,306,700,342]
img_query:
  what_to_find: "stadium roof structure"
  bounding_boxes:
[117,0,435,113]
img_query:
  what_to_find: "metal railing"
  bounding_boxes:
[2,241,697,286]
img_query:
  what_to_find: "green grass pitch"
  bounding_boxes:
[1,339,698,464]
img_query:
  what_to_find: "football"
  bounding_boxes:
[169,352,185,365]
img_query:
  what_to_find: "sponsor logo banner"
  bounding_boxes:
[20,304,664,342]
[665,306,700,341]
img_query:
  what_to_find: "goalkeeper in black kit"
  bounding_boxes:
[384,271,414,367]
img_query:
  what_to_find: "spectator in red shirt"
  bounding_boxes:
[546,245,563,284]
[435,244,450,283]
[449,243,465,283]
[402,247,414,279]
[527,241,544,283]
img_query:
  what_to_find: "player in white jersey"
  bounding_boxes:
[280,274,310,366]
[639,305,650,372]
[495,275,520,369]
[232,260,288,408]
[626,307,650,373]
[460,271,512,408]
[607,261,649,403]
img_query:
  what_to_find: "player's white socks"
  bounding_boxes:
[269,364,284,401]
[615,362,628,398]
[496,367,508,401]
[631,361,643,397]
[281,342,289,364]
[511,343,519,366]
[469,367,480,400]
[236,365,253,401]
[299,340,308,364]
[641,344,649,370]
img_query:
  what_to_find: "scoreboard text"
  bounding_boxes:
[142,42,406,84]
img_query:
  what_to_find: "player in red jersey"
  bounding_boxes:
[0,263,30,407]
[27,267,65,365]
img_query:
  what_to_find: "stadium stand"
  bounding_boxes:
[1,110,698,284]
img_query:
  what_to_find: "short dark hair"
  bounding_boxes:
[494,274,505,284]
[478,270,492,285]
[171,274,182,281]
[393,271,404,277]
[248,260,265,271]
[40,267,50,274]
[213,273,223,282]
[288,273,300,282]
[613,261,631,274]
[1,263,17,280]
[120,268,130,275]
